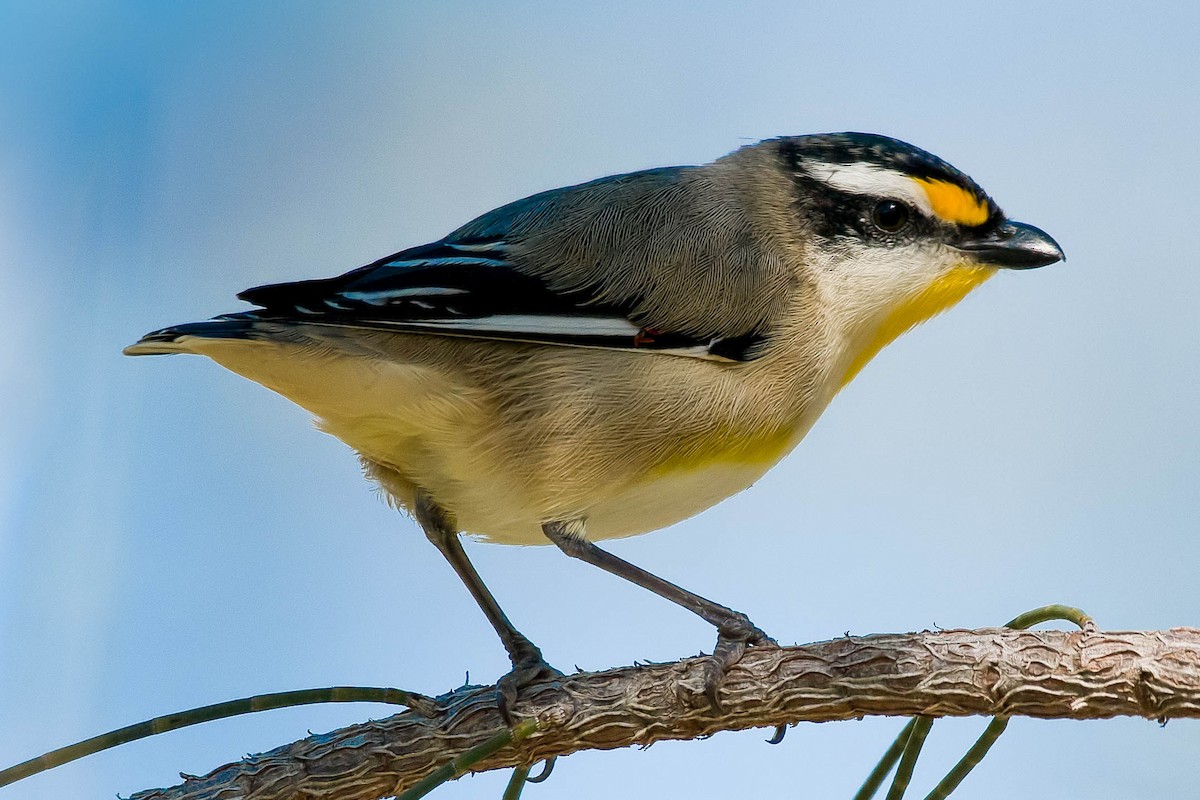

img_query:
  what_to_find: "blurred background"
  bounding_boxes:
[2,2,1198,797]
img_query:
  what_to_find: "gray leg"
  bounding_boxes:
[542,519,776,708]
[415,493,559,720]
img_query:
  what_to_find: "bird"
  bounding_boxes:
[125,132,1064,718]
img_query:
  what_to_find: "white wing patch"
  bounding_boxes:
[342,287,470,305]
[399,314,642,337]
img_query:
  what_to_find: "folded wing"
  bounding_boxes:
[133,165,791,362]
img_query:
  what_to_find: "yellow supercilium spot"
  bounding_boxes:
[914,177,991,227]
[840,263,994,389]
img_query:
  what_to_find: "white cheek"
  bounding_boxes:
[811,243,955,333]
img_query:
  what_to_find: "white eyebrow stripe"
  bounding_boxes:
[801,160,934,217]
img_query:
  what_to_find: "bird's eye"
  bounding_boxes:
[871,200,910,233]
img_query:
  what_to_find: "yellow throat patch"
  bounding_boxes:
[840,263,994,388]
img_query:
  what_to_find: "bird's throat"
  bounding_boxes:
[839,263,994,389]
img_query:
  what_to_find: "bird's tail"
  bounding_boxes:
[123,313,261,356]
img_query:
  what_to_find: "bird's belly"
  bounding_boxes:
[455,433,803,546]
[189,335,818,547]
[579,459,777,541]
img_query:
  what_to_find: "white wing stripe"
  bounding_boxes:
[399,314,641,337]
[380,256,508,268]
[341,287,470,305]
[446,241,507,254]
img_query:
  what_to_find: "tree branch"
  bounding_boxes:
[130,627,1200,800]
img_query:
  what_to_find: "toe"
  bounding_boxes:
[703,617,778,710]
[496,650,562,725]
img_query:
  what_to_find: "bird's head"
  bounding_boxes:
[773,132,1064,385]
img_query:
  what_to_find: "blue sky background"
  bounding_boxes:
[2,2,1198,797]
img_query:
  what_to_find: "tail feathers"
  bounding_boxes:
[123,313,260,356]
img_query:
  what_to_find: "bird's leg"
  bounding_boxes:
[414,493,560,722]
[542,519,776,709]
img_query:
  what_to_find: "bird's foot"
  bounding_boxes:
[701,612,778,711]
[497,636,563,725]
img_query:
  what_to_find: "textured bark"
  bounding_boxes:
[131,627,1200,800]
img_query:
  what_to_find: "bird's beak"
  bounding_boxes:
[954,220,1065,269]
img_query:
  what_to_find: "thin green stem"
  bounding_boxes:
[0,686,431,788]
[854,718,917,800]
[923,717,1009,800]
[502,766,531,800]
[399,718,538,800]
[1005,604,1093,632]
[884,716,933,800]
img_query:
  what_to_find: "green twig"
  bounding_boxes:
[1005,604,1093,632]
[884,716,933,800]
[923,716,1009,800]
[399,718,539,800]
[0,686,432,788]
[502,766,531,800]
[853,718,917,800]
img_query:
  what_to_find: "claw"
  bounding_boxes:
[766,725,787,745]
[496,679,520,726]
[496,639,562,725]
[702,616,778,711]
[525,757,556,783]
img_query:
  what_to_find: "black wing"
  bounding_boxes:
[159,165,790,361]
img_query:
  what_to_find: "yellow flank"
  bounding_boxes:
[647,422,797,477]
[840,263,994,388]
[914,177,991,227]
